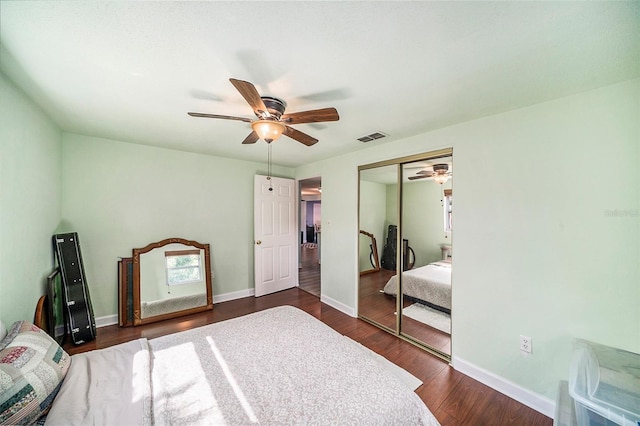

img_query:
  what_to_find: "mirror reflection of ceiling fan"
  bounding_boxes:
[188,78,339,146]
[408,163,452,184]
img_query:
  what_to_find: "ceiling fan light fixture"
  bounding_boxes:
[251,120,285,143]
[433,174,450,185]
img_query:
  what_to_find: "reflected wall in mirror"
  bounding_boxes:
[359,230,380,275]
[131,237,213,326]
[358,164,399,334]
[358,149,452,362]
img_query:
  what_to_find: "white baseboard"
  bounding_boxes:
[452,356,555,419]
[95,288,256,329]
[213,288,255,303]
[95,314,118,328]
[320,294,356,317]
[97,289,354,327]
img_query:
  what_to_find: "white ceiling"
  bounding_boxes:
[1,1,638,168]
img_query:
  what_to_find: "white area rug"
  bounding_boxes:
[403,303,451,334]
[343,337,423,391]
[148,306,438,425]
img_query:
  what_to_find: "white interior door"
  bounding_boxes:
[254,175,298,297]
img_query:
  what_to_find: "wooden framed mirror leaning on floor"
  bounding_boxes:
[119,237,213,326]
[358,148,453,362]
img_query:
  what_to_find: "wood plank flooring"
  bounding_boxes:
[298,245,320,297]
[64,288,551,425]
[359,268,451,355]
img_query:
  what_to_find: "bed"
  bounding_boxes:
[1,305,440,425]
[383,260,452,313]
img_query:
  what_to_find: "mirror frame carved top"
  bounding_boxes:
[359,230,380,275]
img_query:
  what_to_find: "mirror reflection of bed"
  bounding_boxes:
[358,151,453,360]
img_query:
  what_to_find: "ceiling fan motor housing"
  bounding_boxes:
[433,163,449,173]
[261,96,287,119]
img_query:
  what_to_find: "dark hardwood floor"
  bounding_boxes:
[359,269,451,355]
[64,288,551,426]
[298,245,320,297]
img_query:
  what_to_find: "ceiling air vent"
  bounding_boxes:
[357,132,388,143]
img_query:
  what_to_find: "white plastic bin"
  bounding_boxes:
[554,381,577,426]
[568,339,640,426]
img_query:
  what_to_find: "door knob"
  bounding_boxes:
[256,240,262,245]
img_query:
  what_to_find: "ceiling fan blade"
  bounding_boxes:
[229,78,268,117]
[416,170,434,176]
[281,107,339,125]
[242,131,259,145]
[283,126,318,146]
[408,175,430,180]
[188,112,252,123]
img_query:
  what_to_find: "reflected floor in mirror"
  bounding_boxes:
[359,269,451,356]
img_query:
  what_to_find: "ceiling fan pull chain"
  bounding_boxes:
[267,143,273,192]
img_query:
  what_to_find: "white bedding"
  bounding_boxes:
[45,339,152,425]
[46,306,439,425]
[383,260,452,312]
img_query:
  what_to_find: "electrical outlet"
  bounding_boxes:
[520,335,532,354]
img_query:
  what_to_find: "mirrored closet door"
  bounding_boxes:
[358,164,398,334]
[358,149,452,361]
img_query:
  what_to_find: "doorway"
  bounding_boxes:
[299,177,321,297]
[253,175,298,297]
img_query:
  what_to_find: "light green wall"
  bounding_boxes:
[59,134,293,318]
[403,180,452,267]
[363,173,452,271]
[297,155,361,308]
[295,78,639,401]
[358,180,386,271]
[0,71,62,326]
[385,183,398,238]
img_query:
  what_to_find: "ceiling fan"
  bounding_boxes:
[408,163,452,184]
[188,78,340,146]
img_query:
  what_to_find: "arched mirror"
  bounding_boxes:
[358,149,452,361]
[132,237,213,326]
[359,230,380,275]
